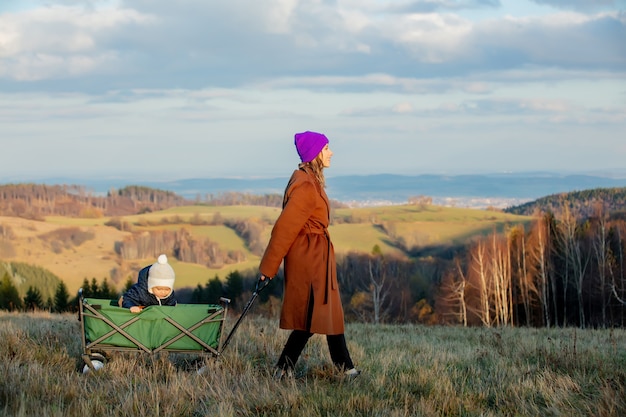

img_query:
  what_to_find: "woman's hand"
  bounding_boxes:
[129,306,143,313]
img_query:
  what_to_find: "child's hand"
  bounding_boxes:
[130,306,143,313]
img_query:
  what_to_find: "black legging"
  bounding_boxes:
[276,284,354,371]
[276,330,354,371]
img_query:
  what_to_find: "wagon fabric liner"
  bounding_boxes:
[80,298,226,357]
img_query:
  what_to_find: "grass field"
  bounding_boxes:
[0,310,624,416]
[0,204,532,295]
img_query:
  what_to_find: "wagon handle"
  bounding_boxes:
[220,276,272,353]
[255,275,272,293]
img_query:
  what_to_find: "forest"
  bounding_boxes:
[504,187,626,218]
[0,184,625,328]
[437,208,626,328]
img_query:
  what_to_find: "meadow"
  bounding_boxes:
[1,309,624,417]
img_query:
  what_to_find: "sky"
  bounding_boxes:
[0,0,625,182]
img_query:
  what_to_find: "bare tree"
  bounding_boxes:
[342,249,396,324]
[490,232,512,326]
[469,240,492,327]
[555,206,574,326]
[609,225,626,307]
[368,249,391,324]
[591,205,611,326]
[529,214,554,327]
[511,224,539,326]
[557,206,590,327]
[453,258,468,326]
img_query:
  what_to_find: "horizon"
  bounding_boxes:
[1,0,625,180]
[3,168,626,185]
[2,170,625,210]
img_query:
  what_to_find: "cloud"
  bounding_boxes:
[380,0,502,14]
[0,0,623,92]
[469,12,626,70]
[0,0,624,179]
[336,90,625,128]
[0,4,156,81]
[529,0,626,12]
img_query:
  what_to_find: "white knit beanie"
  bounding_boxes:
[147,254,175,294]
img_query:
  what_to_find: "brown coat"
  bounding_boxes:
[259,168,345,335]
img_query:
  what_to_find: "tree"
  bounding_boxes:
[452,258,468,326]
[351,245,396,324]
[556,206,590,327]
[490,231,512,326]
[609,225,626,308]
[89,278,99,297]
[349,291,373,322]
[24,286,44,311]
[0,272,22,311]
[435,258,468,326]
[79,278,92,296]
[368,253,389,324]
[191,284,207,303]
[470,240,492,327]
[528,213,555,327]
[225,270,244,307]
[123,276,134,292]
[591,207,612,327]
[99,278,118,299]
[205,275,223,305]
[54,281,70,312]
[510,225,537,326]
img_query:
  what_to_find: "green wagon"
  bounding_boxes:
[78,278,270,372]
[78,290,230,372]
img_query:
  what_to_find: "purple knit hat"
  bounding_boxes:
[294,131,329,163]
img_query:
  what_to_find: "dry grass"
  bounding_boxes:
[1,310,624,417]
[0,215,130,292]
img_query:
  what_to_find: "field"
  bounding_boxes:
[0,204,532,295]
[0,310,624,416]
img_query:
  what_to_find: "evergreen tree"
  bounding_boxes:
[225,270,244,307]
[123,276,134,292]
[24,286,44,311]
[0,272,23,311]
[89,278,99,296]
[54,281,70,313]
[80,278,91,297]
[99,278,117,299]
[191,284,206,303]
[205,275,223,305]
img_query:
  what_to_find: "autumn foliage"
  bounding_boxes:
[437,207,626,328]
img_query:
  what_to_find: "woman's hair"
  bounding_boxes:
[299,155,325,187]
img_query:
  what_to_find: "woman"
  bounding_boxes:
[259,130,359,378]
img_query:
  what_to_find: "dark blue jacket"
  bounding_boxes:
[121,265,177,309]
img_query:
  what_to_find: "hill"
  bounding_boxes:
[504,187,626,217]
[0,203,533,296]
[0,261,61,302]
[0,183,192,218]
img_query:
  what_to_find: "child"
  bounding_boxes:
[119,254,177,312]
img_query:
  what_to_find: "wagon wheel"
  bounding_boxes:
[82,352,107,374]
